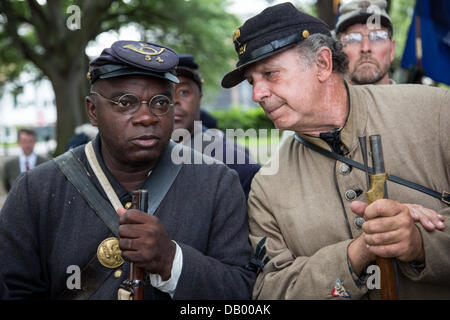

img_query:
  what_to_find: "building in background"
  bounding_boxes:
[0,74,56,156]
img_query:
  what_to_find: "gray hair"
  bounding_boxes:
[294,33,349,74]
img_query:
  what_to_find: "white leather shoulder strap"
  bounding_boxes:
[84,141,123,211]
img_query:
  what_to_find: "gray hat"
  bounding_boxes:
[87,40,179,84]
[335,0,393,35]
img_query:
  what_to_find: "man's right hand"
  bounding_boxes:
[347,200,443,276]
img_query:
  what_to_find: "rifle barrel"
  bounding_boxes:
[368,135,397,300]
[130,190,148,300]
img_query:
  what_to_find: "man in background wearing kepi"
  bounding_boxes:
[335,0,396,85]
[173,54,260,198]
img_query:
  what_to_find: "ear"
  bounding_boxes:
[315,46,333,82]
[86,95,98,127]
[390,39,396,63]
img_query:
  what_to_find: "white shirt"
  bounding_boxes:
[148,240,183,298]
[19,151,37,173]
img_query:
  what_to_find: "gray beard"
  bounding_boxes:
[350,67,388,85]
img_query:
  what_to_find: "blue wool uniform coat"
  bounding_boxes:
[0,136,255,299]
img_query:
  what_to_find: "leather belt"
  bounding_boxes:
[294,134,450,205]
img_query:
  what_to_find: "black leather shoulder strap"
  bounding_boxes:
[54,150,120,236]
[294,134,450,205]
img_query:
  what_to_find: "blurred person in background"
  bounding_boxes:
[173,54,260,198]
[2,128,48,192]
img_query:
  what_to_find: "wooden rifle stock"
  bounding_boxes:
[129,190,149,300]
[361,135,398,300]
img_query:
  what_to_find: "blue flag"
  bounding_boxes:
[401,0,450,85]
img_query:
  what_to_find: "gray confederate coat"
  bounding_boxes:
[0,136,255,299]
[248,83,450,299]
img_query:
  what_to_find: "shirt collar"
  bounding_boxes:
[19,149,36,158]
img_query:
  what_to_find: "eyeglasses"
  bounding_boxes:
[341,30,390,47]
[90,91,173,116]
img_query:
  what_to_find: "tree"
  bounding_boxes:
[316,0,337,28]
[0,0,239,155]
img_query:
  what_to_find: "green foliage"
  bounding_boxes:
[389,0,416,69]
[211,106,275,131]
[105,0,240,96]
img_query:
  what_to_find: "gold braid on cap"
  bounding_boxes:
[233,28,241,46]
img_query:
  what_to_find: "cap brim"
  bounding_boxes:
[336,14,392,34]
[98,69,179,84]
[221,44,295,88]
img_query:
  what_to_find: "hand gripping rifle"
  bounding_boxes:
[359,135,398,300]
[119,190,148,300]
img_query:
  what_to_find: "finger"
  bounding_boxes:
[417,210,436,231]
[350,201,367,217]
[406,204,445,231]
[118,224,144,239]
[424,209,445,230]
[405,204,434,231]
[119,209,149,224]
[405,204,419,221]
[364,229,402,246]
[364,199,403,220]
[119,238,137,252]
[120,243,158,267]
[362,216,399,234]
[117,207,127,217]
[366,243,399,259]
[121,250,144,264]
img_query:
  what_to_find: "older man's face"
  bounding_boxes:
[86,75,174,168]
[340,23,395,85]
[244,47,325,134]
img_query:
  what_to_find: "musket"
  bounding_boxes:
[119,190,148,300]
[359,135,398,300]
